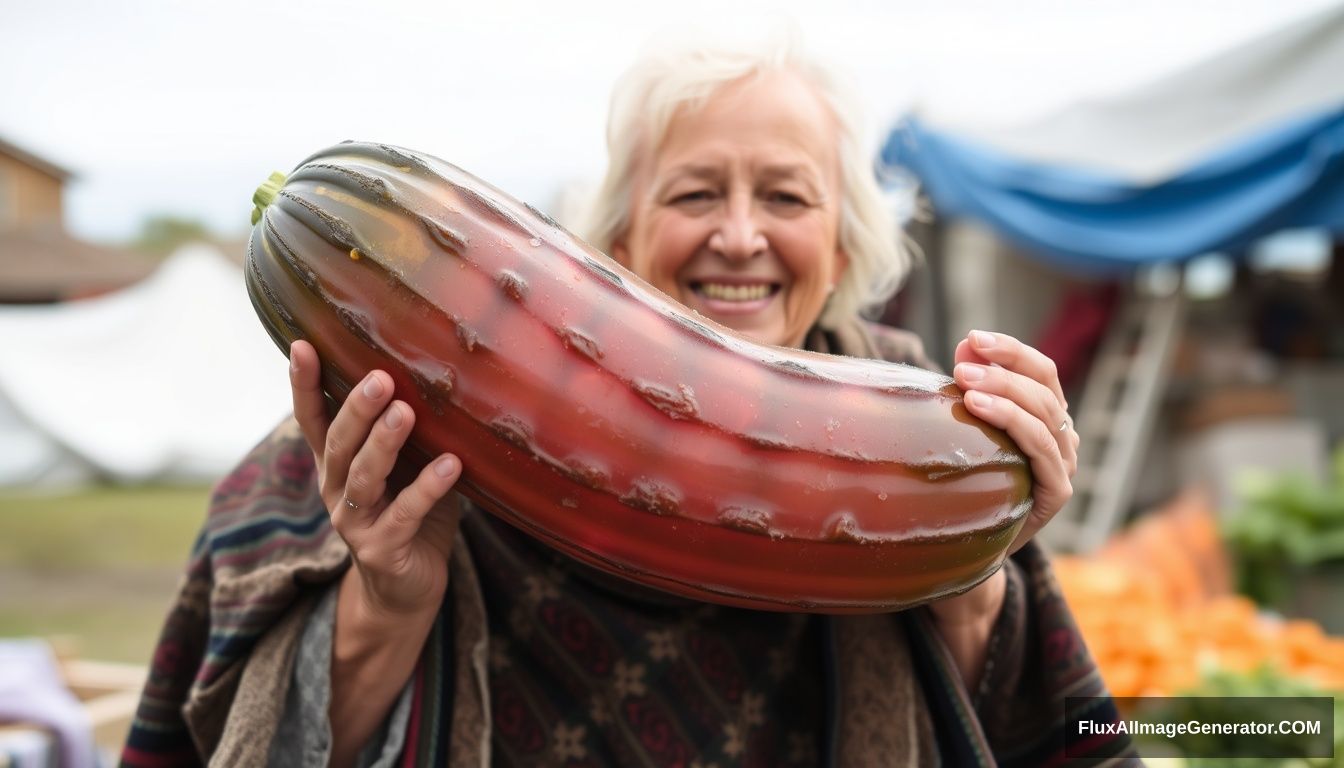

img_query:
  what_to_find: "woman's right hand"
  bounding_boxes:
[290,340,462,766]
[288,339,464,619]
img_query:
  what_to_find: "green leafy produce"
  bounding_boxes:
[1224,446,1344,606]
[1135,666,1342,767]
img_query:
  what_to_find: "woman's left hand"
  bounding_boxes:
[953,329,1078,552]
[925,330,1077,688]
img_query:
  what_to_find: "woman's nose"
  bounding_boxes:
[708,200,767,261]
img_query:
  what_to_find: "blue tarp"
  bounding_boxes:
[879,106,1344,274]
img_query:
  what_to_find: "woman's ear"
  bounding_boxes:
[833,248,850,287]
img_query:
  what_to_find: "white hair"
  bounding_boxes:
[579,30,914,329]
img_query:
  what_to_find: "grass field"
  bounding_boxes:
[0,484,211,664]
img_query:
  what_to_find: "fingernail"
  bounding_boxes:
[362,373,383,399]
[384,403,403,430]
[290,355,298,374]
[966,391,993,409]
[971,330,996,348]
[958,363,986,382]
[434,455,458,478]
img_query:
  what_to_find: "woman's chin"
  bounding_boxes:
[677,292,782,343]
[700,311,786,346]
[717,319,792,347]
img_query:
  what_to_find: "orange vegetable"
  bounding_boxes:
[1055,493,1344,696]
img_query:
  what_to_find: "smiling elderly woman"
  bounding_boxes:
[122,35,1136,768]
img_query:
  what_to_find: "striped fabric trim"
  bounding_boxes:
[905,610,997,767]
[122,425,339,767]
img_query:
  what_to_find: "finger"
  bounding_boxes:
[966,330,1067,409]
[322,370,394,503]
[335,401,415,532]
[289,340,330,461]
[953,338,991,367]
[962,390,1071,551]
[954,362,1077,476]
[373,454,463,553]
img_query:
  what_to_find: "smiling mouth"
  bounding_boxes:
[689,281,782,302]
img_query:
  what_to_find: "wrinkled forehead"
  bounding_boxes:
[645,70,833,153]
[641,70,842,176]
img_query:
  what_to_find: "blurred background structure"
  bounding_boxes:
[877,7,1344,753]
[2,1,1343,763]
[882,1,1344,548]
[0,138,154,304]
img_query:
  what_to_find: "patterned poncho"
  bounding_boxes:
[121,320,1138,767]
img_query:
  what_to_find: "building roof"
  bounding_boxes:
[0,134,75,181]
[0,228,156,302]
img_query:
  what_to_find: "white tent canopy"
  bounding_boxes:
[0,246,293,485]
[942,1,1344,182]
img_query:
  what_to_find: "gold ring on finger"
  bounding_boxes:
[344,497,360,511]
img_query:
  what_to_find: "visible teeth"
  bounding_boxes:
[698,283,772,301]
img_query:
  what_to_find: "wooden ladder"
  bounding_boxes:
[1042,274,1186,553]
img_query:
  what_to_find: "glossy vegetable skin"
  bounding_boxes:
[245,141,1032,612]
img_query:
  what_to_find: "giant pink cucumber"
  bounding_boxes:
[245,141,1033,612]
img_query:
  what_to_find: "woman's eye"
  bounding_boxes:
[765,191,808,206]
[672,190,715,204]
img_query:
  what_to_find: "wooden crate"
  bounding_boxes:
[64,659,146,754]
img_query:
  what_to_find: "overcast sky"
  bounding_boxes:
[1,0,1338,244]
